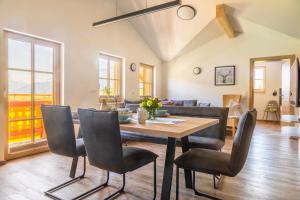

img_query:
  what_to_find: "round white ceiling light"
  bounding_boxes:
[177,5,197,20]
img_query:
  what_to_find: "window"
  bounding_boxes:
[254,66,266,92]
[5,31,61,151]
[99,54,122,100]
[139,63,153,97]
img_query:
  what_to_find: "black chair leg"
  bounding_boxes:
[176,166,179,200]
[45,156,86,200]
[73,170,110,200]
[213,175,222,189]
[193,171,222,200]
[104,173,126,200]
[153,160,157,200]
[46,157,112,200]
[91,161,156,200]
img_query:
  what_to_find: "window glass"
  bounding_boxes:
[6,32,60,148]
[99,58,108,78]
[8,39,31,70]
[254,67,265,92]
[35,45,54,72]
[98,54,122,98]
[8,70,32,121]
[139,64,153,97]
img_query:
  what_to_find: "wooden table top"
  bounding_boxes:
[120,116,219,139]
[74,116,219,139]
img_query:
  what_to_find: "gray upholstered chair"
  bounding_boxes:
[78,109,158,200]
[188,107,229,151]
[175,110,257,200]
[187,107,229,188]
[41,105,87,200]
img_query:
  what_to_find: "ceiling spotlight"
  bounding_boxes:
[177,5,197,20]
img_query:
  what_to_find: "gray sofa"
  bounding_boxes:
[122,104,229,148]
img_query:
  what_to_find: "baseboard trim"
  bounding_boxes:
[7,146,49,161]
[0,161,6,166]
[257,119,280,123]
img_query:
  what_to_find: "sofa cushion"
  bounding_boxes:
[123,147,158,172]
[174,148,231,176]
[197,102,211,107]
[125,104,139,112]
[183,100,197,107]
[188,136,225,150]
[124,99,141,105]
[173,100,184,106]
[162,99,175,106]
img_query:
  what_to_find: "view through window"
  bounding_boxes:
[6,31,60,149]
[254,66,266,92]
[99,54,122,99]
[139,63,153,97]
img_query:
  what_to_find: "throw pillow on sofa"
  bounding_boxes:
[162,99,175,106]
[197,102,211,107]
[124,99,141,105]
[183,100,197,107]
[172,100,184,106]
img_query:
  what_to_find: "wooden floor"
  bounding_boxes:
[1,121,300,200]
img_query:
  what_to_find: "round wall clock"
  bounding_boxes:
[193,67,202,75]
[130,63,137,72]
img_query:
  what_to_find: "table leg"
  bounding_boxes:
[181,136,193,189]
[234,118,238,137]
[232,120,236,137]
[161,137,176,200]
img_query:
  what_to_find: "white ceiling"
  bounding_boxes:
[111,0,300,61]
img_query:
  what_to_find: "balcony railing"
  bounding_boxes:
[8,94,53,145]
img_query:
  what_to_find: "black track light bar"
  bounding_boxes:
[93,0,181,27]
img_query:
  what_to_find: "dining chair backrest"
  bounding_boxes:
[78,109,125,174]
[229,109,257,176]
[163,106,229,142]
[41,105,77,157]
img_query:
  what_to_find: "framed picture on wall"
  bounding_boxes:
[215,66,236,86]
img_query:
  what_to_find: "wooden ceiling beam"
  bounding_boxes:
[216,4,236,38]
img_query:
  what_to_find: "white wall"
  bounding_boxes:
[253,61,283,120]
[0,0,162,161]
[164,19,300,111]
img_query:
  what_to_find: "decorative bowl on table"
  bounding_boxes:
[155,110,169,117]
[117,108,132,124]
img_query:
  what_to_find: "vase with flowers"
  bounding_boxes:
[140,97,162,120]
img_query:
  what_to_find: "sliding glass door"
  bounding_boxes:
[5,31,60,153]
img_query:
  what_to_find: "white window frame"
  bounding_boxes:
[98,53,122,101]
[254,66,266,93]
[139,63,154,98]
[4,30,61,159]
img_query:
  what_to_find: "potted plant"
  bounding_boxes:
[140,97,162,120]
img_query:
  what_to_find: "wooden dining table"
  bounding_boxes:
[73,115,219,200]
